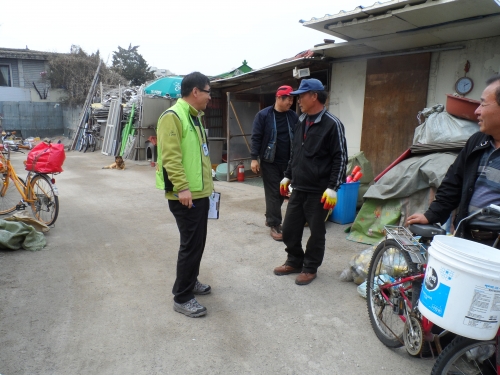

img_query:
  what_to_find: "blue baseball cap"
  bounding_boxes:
[289,78,324,95]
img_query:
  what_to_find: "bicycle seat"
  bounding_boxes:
[409,223,446,238]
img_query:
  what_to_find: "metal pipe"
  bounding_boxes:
[330,45,465,63]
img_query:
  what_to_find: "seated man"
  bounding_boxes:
[407,75,500,240]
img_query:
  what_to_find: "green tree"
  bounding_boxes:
[48,45,126,105]
[111,44,155,86]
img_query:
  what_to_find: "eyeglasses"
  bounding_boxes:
[198,88,211,94]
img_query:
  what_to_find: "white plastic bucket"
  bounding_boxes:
[419,235,500,340]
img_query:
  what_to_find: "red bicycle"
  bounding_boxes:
[366,206,500,374]
[366,224,446,357]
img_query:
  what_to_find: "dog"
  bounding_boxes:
[102,156,125,170]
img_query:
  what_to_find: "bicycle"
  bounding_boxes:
[0,142,59,226]
[366,205,500,361]
[430,207,500,375]
[81,124,100,153]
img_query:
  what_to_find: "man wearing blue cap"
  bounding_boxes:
[274,78,347,285]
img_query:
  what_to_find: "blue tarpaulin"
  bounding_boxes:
[144,76,183,98]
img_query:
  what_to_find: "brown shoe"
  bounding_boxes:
[295,272,317,285]
[270,225,283,241]
[273,264,301,276]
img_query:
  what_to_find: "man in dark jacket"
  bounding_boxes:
[251,85,298,241]
[407,75,500,239]
[274,78,348,285]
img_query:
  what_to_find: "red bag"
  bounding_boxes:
[25,142,66,173]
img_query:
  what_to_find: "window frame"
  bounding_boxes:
[0,64,13,87]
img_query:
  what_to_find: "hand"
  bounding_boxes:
[280,177,291,196]
[178,189,194,209]
[251,160,260,174]
[321,188,337,210]
[406,213,429,226]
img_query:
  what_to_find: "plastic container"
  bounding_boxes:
[419,235,500,340]
[445,94,480,121]
[215,163,228,181]
[328,182,360,225]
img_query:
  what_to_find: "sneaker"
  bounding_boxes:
[193,280,211,295]
[173,298,207,317]
[270,225,283,241]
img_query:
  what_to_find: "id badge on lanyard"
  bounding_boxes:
[202,143,209,156]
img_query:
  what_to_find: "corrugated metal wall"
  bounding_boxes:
[0,58,20,87]
[0,101,64,138]
[22,60,45,84]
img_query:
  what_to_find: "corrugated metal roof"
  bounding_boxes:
[210,53,325,90]
[302,0,500,41]
[0,48,57,61]
[302,0,500,59]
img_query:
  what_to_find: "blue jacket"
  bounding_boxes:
[250,106,298,161]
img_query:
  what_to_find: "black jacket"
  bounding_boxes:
[424,131,492,235]
[284,107,348,193]
[250,106,298,161]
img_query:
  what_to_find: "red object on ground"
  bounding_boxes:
[237,162,245,182]
[25,142,65,173]
[374,149,412,182]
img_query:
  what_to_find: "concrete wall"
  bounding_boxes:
[329,35,500,156]
[329,60,367,156]
[427,36,500,106]
[31,88,68,103]
[62,104,83,138]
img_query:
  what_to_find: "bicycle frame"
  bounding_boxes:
[1,150,34,205]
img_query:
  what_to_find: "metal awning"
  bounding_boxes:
[302,0,500,59]
[210,57,328,90]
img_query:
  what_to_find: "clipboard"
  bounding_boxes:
[208,192,221,219]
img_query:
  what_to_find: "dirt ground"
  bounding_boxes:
[0,151,435,375]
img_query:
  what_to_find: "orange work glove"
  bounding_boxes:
[321,188,337,210]
[280,177,291,197]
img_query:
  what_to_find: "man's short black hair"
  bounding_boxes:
[181,72,210,98]
[312,90,328,105]
[486,75,500,105]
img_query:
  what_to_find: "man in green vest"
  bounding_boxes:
[156,72,214,317]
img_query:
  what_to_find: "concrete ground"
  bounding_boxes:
[0,151,435,375]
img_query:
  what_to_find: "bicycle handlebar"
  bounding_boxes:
[482,204,500,217]
[455,204,500,236]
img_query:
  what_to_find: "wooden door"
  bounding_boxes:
[360,53,431,176]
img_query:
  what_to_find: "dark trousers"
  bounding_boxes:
[261,161,288,227]
[168,197,209,304]
[282,190,328,273]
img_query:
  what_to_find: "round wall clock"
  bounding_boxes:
[455,76,473,95]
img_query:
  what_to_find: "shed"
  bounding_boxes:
[207,52,330,181]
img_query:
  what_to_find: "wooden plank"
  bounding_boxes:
[360,53,431,176]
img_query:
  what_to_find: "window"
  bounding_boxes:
[0,65,12,86]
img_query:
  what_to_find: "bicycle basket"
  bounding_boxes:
[25,142,65,173]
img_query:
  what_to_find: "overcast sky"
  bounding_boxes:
[2,0,377,76]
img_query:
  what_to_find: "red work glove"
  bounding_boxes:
[321,188,337,210]
[280,177,291,197]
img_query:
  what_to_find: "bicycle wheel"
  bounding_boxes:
[29,174,59,226]
[83,135,90,153]
[0,175,22,214]
[431,336,496,375]
[90,135,96,152]
[366,239,418,348]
